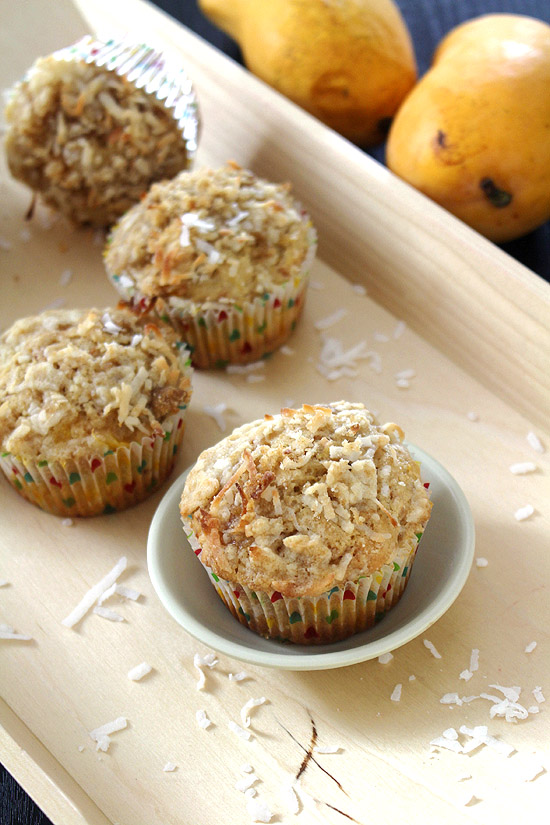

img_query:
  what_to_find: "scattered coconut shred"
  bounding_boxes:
[127,662,152,681]
[194,652,218,690]
[61,556,128,628]
[423,639,442,659]
[240,697,267,728]
[203,403,227,432]
[0,622,32,641]
[89,716,128,752]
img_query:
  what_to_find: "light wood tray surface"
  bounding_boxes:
[1,2,549,824]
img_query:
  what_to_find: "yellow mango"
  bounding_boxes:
[386,14,550,243]
[199,0,417,145]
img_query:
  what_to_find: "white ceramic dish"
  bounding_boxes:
[147,445,475,671]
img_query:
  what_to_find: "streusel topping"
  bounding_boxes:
[0,307,192,458]
[180,401,432,597]
[104,162,316,306]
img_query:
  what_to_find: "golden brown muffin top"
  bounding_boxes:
[180,401,432,597]
[0,307,192,459]
[104,163,316,307]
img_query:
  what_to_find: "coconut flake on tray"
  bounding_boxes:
[316,335,382,380]
[509,462,538,475]
[61,556,127,628]
[228,721,252,741]
[314,307,348,330]
[194,651,218,690]
[92,606,125,622]
[196,709,212,730]
[423,639,442,659]
[475,557,489,568]
[229,671,249,682]
[390,684,403,702]
[89,716,128,752]
[526,431,545,453]
[378,652,394,664]
[246,795,272,823]
[240,697,267,728]
[203,403,228,431]
[163,762,178,772]
[524,641,537,654]
[514,504,535,521]
[127,662,152,681]
[0,623,32,641]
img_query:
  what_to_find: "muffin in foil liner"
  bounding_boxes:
[4,34,200,226]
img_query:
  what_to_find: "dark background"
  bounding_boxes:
[2,1,549,824]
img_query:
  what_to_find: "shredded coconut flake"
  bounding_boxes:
[524,641,537,654]
[514,504,535,521]
[476,557,489,567]
[280,782,300,814]
[89,717,127,750]
[510,462,537,475]
[127,662,152,681]
[352,283,367,295]
[229,721,252,740]
[378,652,394,664]
[236,774,259,792]
[196,709,212,729]
[0,623,32,640]
[424,639,442,658]
[194,652,218,690]
[61,518,74,527]
[226,361,265,375]
[460,670,473,682]
[203,402,228,431]
[393,320,406,339]
[229,671,249,682]
[62,557,127,628]
[314,745,341,754]
[163,762,177,772]
[246,796,272,823]
[533,686,545,703]
[314,308,348,330]
[241,697,267,728]
[92,605,124,622]
[526,431,545,453]
[391,684,402,702]
[441,693,463,706]
[279,345,294,356]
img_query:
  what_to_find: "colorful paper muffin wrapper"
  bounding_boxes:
[0,409,187,518]
[108,226,317,369]
[184,524,422,645]
[52,35,200,158]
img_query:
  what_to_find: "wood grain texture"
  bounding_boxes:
[0,2,549,824]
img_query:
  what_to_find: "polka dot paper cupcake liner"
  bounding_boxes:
[0,409,187,518]
[184,525,423,645]
[108,226,317,369]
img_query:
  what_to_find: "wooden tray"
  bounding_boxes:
[1,2,548,824]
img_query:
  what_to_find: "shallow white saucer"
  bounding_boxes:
[147,445,475,671]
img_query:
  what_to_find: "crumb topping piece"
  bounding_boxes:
[0,307,192,458]
[105,163,315,305]
[180,401,432,597]
[4,55,192,226]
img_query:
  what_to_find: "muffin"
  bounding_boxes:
[104,162,317,368]
[179,402,432,644]
[0,306,193,517]
[4,35,199,226]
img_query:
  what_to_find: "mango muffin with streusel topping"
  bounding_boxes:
[104,162,317,368]
[0,307,193,517]
[180,401,432,644]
